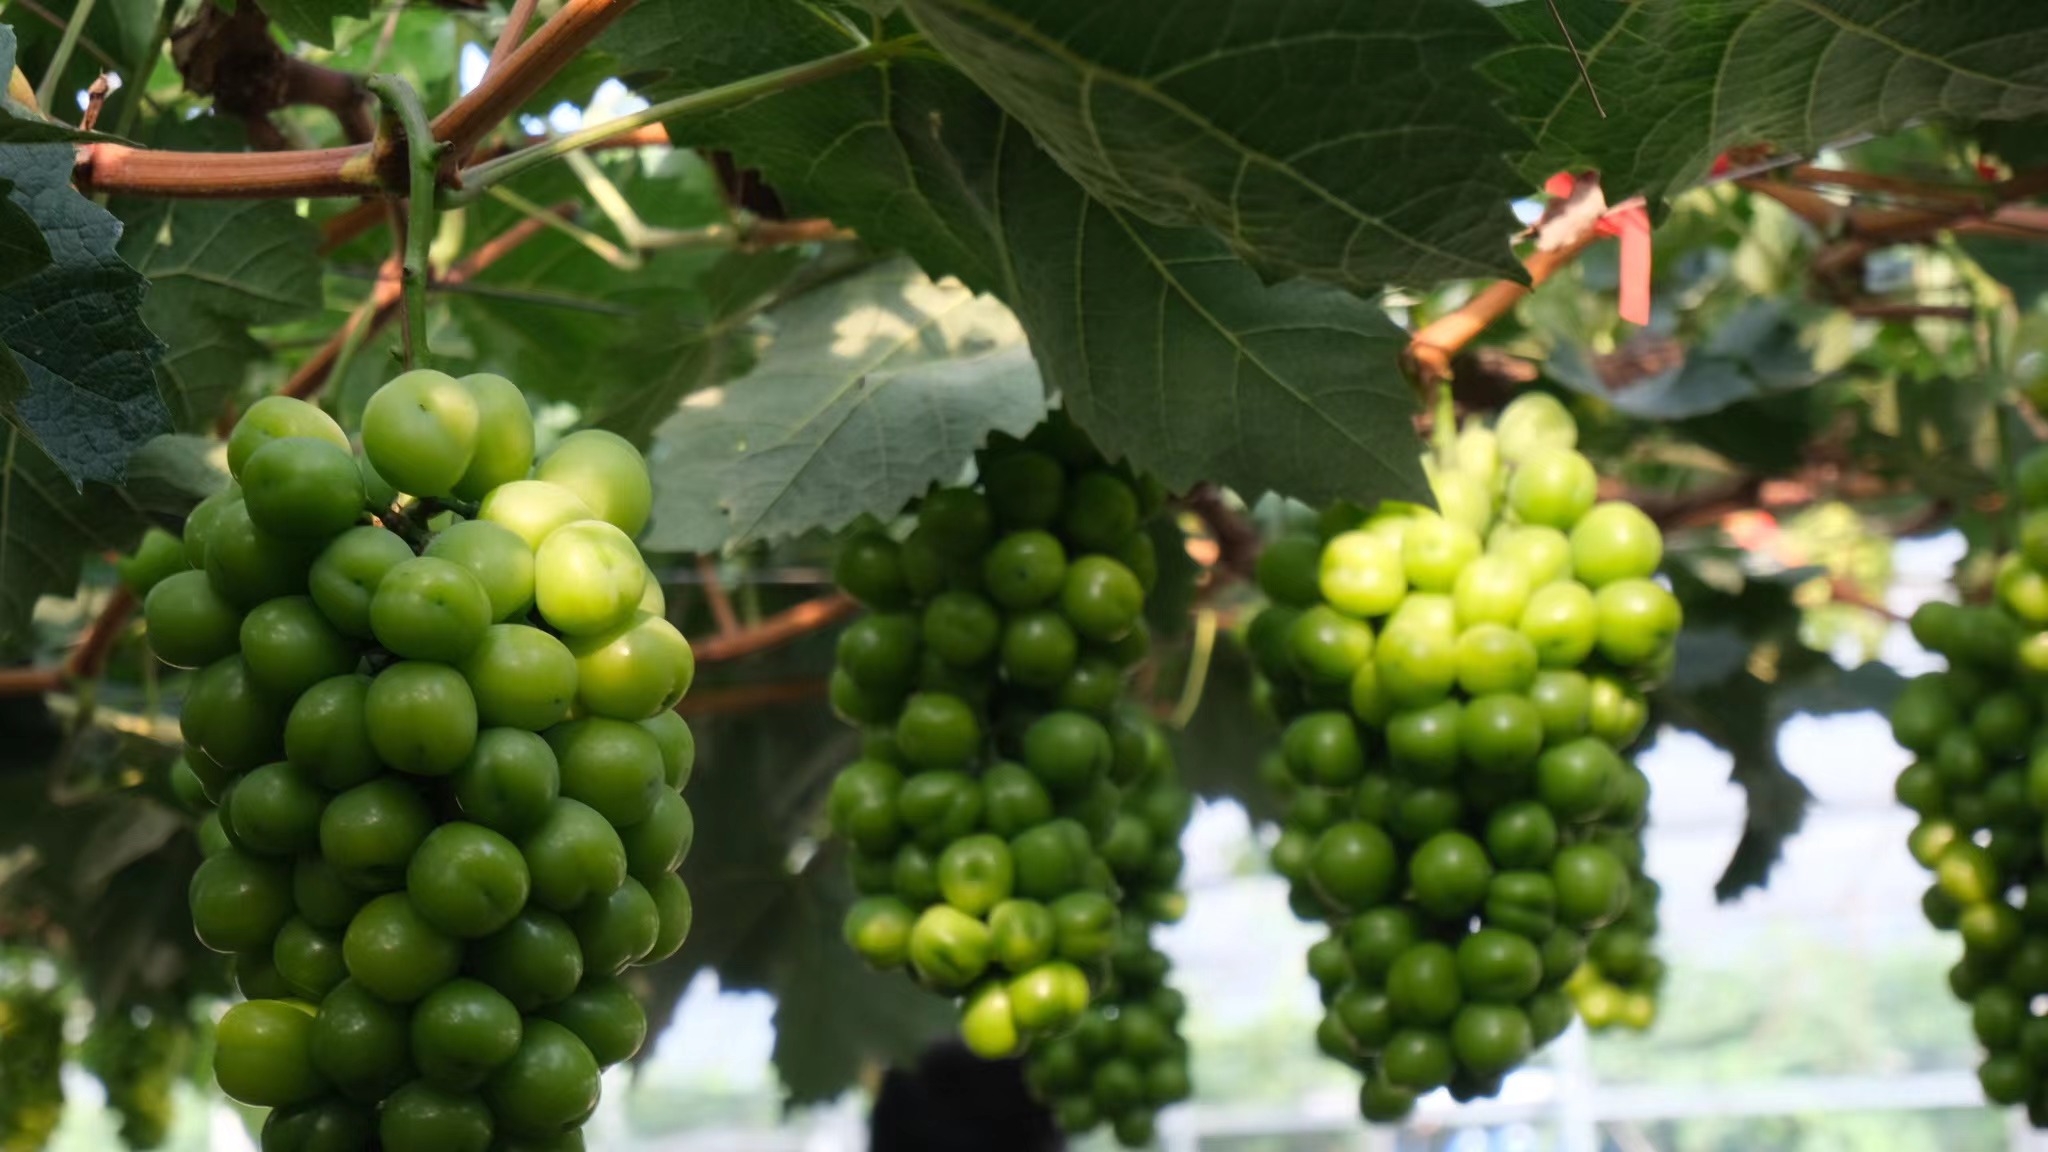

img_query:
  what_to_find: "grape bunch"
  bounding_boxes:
[1024,727,1195,1147]
[828,417,1178,1060]
[1565,849,1664,1031]
[147,371,696,1152]
[1888,449,2048,1122]
[1250,392,1675,1120]
[0,953,66,1152]
[83,1002,192,1151]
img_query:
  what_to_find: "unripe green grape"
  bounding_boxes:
[284,674,381,790]
[1519,581,1597,667]
[462,624,578,731]
[534,520,646,636]
[1507,449,1597,529]
[183,655,287,772]
[205,499,318,608]
[520,798,629,913]
[241,437,367,540]
[1492,525,1572,586]
[227,761,327,856]
[546,718,665,828]
[320,776,435,890]
[1319,531,1406,617]
[450,373,535,501]
[1570,502,1662,586]
[425,519,536,623]
[534,429,652,538]
[644,870,692,964]
[1402,517,1481,592]
[241,595,359,700]
[1452,555,1530,628]
[144,569,243,668]
[641,710,695,791]
[539,976,648,1068]
[1495,392,1578,462]
[482,1019,602,1138]
[567,876,660,975]
[362,370,482,498]
[180,486,242,570]
[213,1000,326,1107]
[565,613,692,720]
[308,525,414,639]
[118,526,189,595]
[227,396,350,479]
[477,480,596,551]
[365,661,478,776]
[1454,623,1537,695]
[371,557,493,663]
[1593,578,1682,665]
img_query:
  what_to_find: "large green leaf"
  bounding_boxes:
[605,0,1011,294]
[0,181,50,289]
[615,6,1431,516]
[901,0,1529,290]
[113,198,325,433]
[0,433,223,661]
[989,126,1428,507]
[0,144,168,487]
[645,257,1047,552]
[1488,0,2048,203]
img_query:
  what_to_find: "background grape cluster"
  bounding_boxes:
[1889,449,2048,1122]
[1248,394,1675,1120]
[142,372,695,1151]
[825,417,1192,1082]
[1023,739,1195,1147]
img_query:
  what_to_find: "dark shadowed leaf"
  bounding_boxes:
[0,143,168,486]
[1488,0,2048,203]
[903,0,1529,290]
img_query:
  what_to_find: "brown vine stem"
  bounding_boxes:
[73,0,632,197]
[697,557,742,637]
[486,0,542,78]
[692,594,859,664]
[0,586,138,699]
[1402,200,1644,388]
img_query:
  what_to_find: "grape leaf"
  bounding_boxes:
[615,8,1430,517]
[0,144,168,487]
[605,0,1011,294]
[113,198,324,433]
[0,181,50,289]
[644,257,1046,552]
[1544,301,1824,419]
[578,249,806,444]
[987,126,1428,508]
[901,0,1529,290]
[0,433,223,661]
[251,0,373,49]
[1488,0,2048,203]
[1659,560,1904,900]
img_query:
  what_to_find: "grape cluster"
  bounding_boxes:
[1251,393,1674,1120]
[1024,734,1195,1147]
[83,1002,191,1150]
[1889,449,2048,1121]
[1565,847,1664,1031]
[147,371,696,1152]
[828,418,1178,1060]
[0,953,65,1152]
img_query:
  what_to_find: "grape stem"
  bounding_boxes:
[366,74,442,371]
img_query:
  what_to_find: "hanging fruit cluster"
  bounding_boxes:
[1890,450,2048,1122]
[1250,392,1675,1120]
[150,372,695,1151]
[828,414,1183,1063]
[1023,724,1195,1146]
[1566,861,1664,1031]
